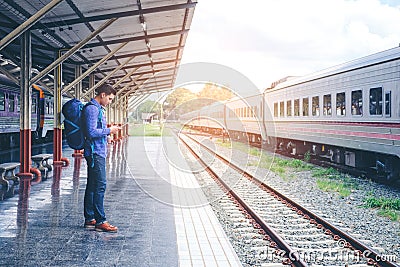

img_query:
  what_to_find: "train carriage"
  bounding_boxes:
[264,46,400,181]
[0,75,40,148]
[225,94,266,143]
[181,46,400,181]
[182,100,226,135]
[0,74,67,149]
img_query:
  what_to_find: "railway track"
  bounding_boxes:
[183,129,400,187]
[176,130,399,267]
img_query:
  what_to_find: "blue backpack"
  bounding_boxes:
[62,99,101,150]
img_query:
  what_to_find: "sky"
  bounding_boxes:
[180,0,400,91]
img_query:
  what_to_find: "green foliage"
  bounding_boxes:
[164,87,197,115]
[163,83,234,118]
[197,82,234,101]
[304,150,311,162]
[316,178,352,197]
[312,167,340,178]
[364,197,400,211]
[129,124,162,136]
[377,209,398,221]
[133,100,161,122]
[364,196,400,221]
[313,167,358,197]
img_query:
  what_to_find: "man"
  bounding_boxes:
[82,84,121,232]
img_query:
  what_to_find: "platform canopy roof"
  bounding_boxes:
[0,0,197,102]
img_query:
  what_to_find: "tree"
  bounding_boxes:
[162,83,234,119]
[198,82,234,101]
[135,100,161,121]
[163,87,197,118]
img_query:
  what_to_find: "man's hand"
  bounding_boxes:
[109,125,121,134]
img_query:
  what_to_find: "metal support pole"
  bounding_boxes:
[73,65,83,157]
[0,0,63,51]
[18,30,33,181]
[123,96,128,137]
[62,41,129,94]
[75,65,82,100]
[113,95,118,141]
[89,74,95,98]
[53,50,63,165]
[30,18,117,85]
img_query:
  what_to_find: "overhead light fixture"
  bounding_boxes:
[141,22,147,31]
[139,14,146,31]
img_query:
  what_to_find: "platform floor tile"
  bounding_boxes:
[169,155,242,267]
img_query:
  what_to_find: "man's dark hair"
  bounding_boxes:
[96,84,117,96]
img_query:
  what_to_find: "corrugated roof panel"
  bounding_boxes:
[0,0,197,103]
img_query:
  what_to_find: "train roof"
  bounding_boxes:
[266,46,400,92]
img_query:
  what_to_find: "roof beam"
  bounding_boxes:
[75,56,136,99]
[36,2,197,29]
[118,73,172,86]
[89,45,184,63]
[62,41,128,93]
[98,58,177,73]
[30,18,117,85]
[110,66,176,81]
[0,0,63,50]
[83,29,188,49]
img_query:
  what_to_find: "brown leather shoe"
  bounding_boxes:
[84,219,96,229]
[95,222,118,232]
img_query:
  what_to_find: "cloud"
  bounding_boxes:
[181,0,400,89]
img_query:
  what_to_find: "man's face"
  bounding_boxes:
[100,93,115,106]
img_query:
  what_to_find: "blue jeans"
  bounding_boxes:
[84,154,107,224]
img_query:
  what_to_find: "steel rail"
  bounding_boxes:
[177,131,308,267]
[182,132,400,267]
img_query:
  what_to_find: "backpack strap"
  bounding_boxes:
[83,102,105,168]
[64,103,84,136]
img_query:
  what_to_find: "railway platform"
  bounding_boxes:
[0,136,242,267]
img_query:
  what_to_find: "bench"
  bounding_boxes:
[0,162,20,190]
[31,154,53,172]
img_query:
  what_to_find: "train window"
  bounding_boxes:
[351,90,363,115]
[323,94,332,116]
[302,97,309,116]
[46,102,50,114]
[0,92,4,111]
[336,92,345,116]
[312,96,319,116]
[17,95,20,112]
[369,87,382,115]
[385,91,391,117]
[279,101,284,117]
[253,106,258,117]
[294,99,300,116]
[8,95,15,112]
[287,100,292,116]
[32,98,37,113]
[274,102,278,117]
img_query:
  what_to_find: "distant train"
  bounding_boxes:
[181,46,400,182]
[0,74,67,149]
